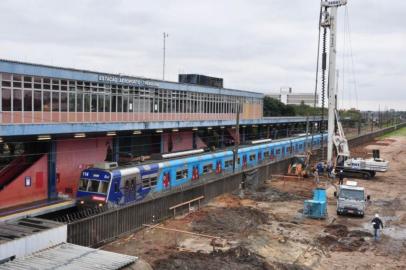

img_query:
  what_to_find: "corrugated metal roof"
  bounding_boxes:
[0,243,137,270]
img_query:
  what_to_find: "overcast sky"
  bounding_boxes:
[0,0,405,110]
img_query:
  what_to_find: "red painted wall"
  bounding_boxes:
[162,132,206,153]
[56,137,112,197]
[0,155,48,210]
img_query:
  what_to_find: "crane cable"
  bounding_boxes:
[311,4,323,152]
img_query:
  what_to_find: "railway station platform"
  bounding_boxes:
[0,199,75,223]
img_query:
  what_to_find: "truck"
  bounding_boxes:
[334,181,370,217]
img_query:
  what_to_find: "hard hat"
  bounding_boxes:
[375,213,379,218]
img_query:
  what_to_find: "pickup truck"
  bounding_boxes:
[334,182,370,217]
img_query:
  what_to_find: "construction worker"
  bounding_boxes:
[338,170,344,185]
[314,168,320,185]
[371,214,384,241]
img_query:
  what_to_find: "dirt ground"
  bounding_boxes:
[103,135,406,270]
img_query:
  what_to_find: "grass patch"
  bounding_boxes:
[379,126,406,139]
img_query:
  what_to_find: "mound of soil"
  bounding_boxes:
[324,224,349,237]
[153,246,312,270]
[192,207,269,237]
[153,246,265,270]
[317,224,371,252]
[244,188,305,202]
[347,230,373,238]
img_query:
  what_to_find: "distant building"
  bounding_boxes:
[266,87,318,106]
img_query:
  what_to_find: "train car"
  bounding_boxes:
[76,133,327,207]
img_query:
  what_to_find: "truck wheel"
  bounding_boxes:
[370,171,376,177]
[363,173,371,180]
[336,211,340,216]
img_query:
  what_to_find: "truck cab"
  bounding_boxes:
[334,181,370,217]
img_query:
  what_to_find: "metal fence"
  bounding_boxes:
[67,172,245,247]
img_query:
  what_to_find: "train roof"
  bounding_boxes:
[82,133,325,177]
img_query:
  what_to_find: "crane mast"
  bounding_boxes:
[320,0,347,163]
[318,0,389,178]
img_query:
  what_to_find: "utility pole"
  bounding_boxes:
[232,103,241,174]
[162,32,169,80]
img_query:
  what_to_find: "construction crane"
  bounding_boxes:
[318,0,389,179]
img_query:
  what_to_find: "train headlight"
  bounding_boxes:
[80,200,84,204]
[98,203,103,207]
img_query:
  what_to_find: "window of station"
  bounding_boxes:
[203,163,213,174]
[249,154,256,161]
[176,168,188,180]
[224,159,233,168]
[142,176,158,189]
[0,72,262,121]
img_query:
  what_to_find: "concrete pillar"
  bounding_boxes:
[242,127,246,143]
[48,140,57,199]
[160,134,165,153]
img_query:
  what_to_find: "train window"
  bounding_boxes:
[114,182,119,193]
[203,164,213,174]
[264,151,270,158]
[78,179,89,191]
[249,154,256,161]
[142,176,158,189]
[276,149,281,155]
[224,160,233,168]
[237,157,241,164]
[287,147,292,153]
[176,168,188,180]
[99,181,109,194]
[88,180,99,192]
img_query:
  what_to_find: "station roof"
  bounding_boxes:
[0,217,62,245]
[0,243,137,270]
[0,59,263,98]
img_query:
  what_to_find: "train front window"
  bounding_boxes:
[88,180,100,192]
[79,179,89,191]
[99,181,109,194]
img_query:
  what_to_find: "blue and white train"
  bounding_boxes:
[76,133,327,206]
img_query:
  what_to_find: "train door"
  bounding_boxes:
[162,170,171,190]
[192,164,200,180]
[107,171,123,205]
[215,160,222,174]
[242,154,247,168]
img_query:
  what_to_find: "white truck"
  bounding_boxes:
[334,181,370,217]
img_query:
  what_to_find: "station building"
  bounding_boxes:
[0,59,321,210]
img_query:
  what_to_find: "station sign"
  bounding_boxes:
[98,75,159,88]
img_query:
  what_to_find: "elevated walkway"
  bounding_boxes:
[0,116,323,137]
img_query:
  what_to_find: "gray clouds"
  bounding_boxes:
[0,0,404,110]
